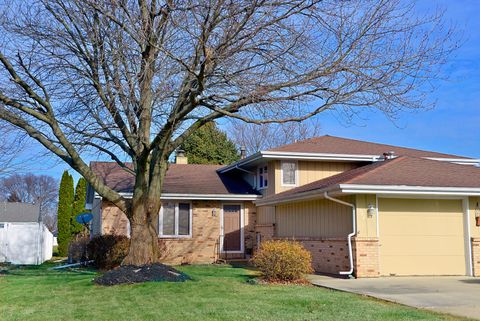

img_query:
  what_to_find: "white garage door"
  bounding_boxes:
[379,198,467,276]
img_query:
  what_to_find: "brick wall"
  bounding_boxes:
[255,224,275,242]
[101,201,130,236]
[295,238,350,274]
[100,200,256,265]
[160,201,221,264]
[353,237,379,278]
[471,238,480,276]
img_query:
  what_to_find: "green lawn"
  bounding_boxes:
[0,263,471,321]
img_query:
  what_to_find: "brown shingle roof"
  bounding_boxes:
[90,162,259,195]
[268,135,469,159]
[260,157,480,204]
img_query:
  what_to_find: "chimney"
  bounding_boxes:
[240,146,247,159]
[382,151,395,160]
[175,149,188,164]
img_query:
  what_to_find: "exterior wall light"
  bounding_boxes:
[367,204,376,218]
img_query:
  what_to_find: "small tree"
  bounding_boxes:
[57,171,74,256]
[181,122,240,165]
[71,177,87,235]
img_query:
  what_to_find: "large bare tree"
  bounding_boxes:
[0,0,455,265]
[227,118,321,156]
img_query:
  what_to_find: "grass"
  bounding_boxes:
[0,263,472,321]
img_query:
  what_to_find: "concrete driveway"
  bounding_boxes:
[308,275,480,320]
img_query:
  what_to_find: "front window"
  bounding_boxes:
[257,165,268,189]
[281,161,297,186]
[159,202,192,237]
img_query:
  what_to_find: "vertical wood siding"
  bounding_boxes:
[276,198,353,238]
[274,161,358,194]
[257,206,276,224]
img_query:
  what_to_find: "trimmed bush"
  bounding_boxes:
[251,240,313,282]
[68,234,90,263]
[87,235,130,270]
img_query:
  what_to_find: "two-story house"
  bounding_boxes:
[87,135,480,278]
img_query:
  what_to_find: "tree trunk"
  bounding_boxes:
[122,195,162,266]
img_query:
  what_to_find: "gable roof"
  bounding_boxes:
[90,162,259,198]
[219,135,477,174]
[0,202,41,223]
[257,156,480,205]
[268,135,469,159]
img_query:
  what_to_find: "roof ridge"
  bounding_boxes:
[318,136,462,156]
[268,135,469,159]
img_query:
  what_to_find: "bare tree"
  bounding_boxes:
[0,123,28,176]
[0,0,456,265]
[0,173,58,231]
[227,118,321,156]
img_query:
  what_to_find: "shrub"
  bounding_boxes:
[68,234,90,263]
[87,235,130,270]
[251,240,313,282]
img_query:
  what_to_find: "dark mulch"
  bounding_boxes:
[94,263,191,286]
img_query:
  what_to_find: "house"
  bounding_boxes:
[87,135,480,277]
[0,202,54,264]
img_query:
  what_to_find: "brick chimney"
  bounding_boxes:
[240,146,247,159]
[175,149,188,164]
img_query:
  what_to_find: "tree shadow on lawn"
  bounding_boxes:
[0,263,97,278]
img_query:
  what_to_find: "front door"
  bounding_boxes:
[222,204,242,252]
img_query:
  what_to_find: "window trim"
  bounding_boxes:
[257,164,268,190]
[280,160,298,187]
[159,201,193,238]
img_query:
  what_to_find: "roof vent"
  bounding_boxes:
[382,151,395,160]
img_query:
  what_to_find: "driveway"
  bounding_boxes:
[308,275,480,320]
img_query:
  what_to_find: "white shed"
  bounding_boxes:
[0,202,53,265]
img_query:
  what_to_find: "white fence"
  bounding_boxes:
[0,222,53,265]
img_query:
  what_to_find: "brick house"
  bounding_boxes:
[87,135,480,278]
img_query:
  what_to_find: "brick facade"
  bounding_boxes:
[255,224,275,241]
[285,238,350,274]
[471,238,480,276]
[352,237,380,278]
[101,201,130,236]
[99,200,256,265]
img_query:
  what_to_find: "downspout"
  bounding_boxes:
[324,191,356,277]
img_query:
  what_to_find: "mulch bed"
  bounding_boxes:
[94,263,190,286]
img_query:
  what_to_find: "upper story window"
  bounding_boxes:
[281,160,298,186]
[159,202,192,238]
[257,165,268,189]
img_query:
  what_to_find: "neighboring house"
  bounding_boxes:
[87,135,480,278]
[0,202,53,264]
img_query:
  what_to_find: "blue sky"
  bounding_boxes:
[23,0,480,180]
[317,0,480,159]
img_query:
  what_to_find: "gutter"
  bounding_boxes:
[324,191,356,277]
[339,184,480,196]
[93,192,260,201]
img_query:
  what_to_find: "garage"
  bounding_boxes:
[379,198,468,276]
